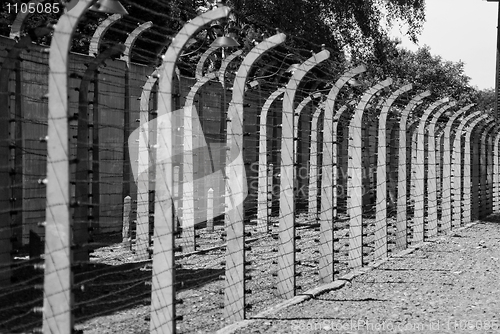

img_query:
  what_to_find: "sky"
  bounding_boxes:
[390,0,498,90]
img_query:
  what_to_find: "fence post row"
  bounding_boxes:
[26,1,500,332]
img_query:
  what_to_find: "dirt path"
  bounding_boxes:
[223,218,500,334]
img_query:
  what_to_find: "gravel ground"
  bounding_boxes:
[7,214,496,333]
[227,217,500,334]
[72,212,392,334]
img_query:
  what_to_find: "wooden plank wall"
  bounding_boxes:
[4,34,412,238]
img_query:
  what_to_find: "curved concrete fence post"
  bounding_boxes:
[487,125,500,215]
[8,0,42,39]
[224,33,286,321]
[494,130,500,212]
[153,7,231,333]
[469,123,481,220]
[403,116,421,243]
[195,45,221,80]
[490,126,500,214]
[463,115,492,223]
[395,90,431,250]
[436,128,445,219]
[293,91,322,216]
[181,45,242,250]
[426,101,456,236]
[319,65,366,282]
[86,13,123,231]
[180,73,224,252]
[412,97,450,243]
[257,87,285,232]
[89,13,123,56]
[121,22,154,213]
[44,1,94,332]
[486,125,500,215]
[409,122,419,241]
[134,71,159,261]
[347,78,392,269]
[451,111,483,227]
[218,50,244,88]
[121,21,153,66]
[374,84,412,260]
[437,126,447,212]
[480,123,497,218]
[308,99,325,219]
[440,104,474,232]
[278,49,330,299]
[180,72,217,252]
[74,44,126,263]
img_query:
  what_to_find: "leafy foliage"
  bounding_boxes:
[1,0,426,68]
[474,88,495,112]
[365,40,476,104]
[227,0,426,60]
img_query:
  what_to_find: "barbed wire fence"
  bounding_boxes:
[0,1,498,333]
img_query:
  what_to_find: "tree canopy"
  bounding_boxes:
[2,0,492,106]
[212,0,426,61]
[365,42,474,102]
[1,0,426,63]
